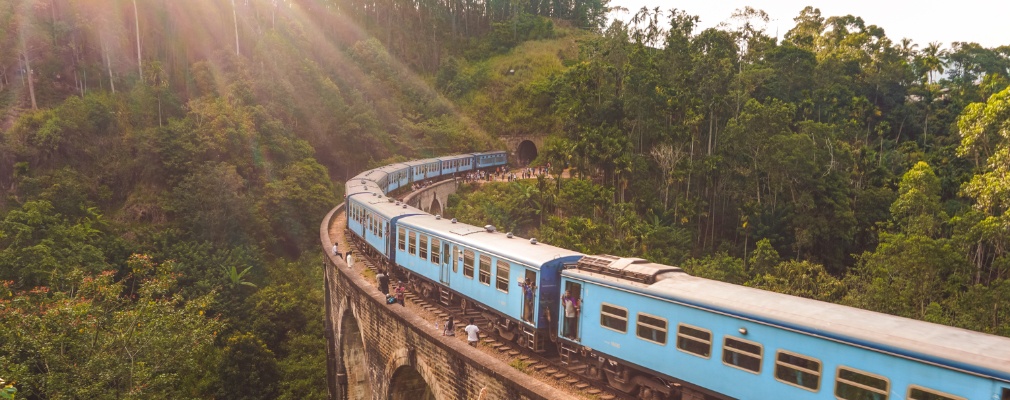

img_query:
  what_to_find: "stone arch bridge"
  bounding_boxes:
[320,184,570,400]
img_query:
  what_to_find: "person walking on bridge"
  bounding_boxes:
[465,318,480,347]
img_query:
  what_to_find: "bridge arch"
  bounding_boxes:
[430,197,443,216]
[388,364,435,400]
[517,140,538,166]
[341,310,372,400]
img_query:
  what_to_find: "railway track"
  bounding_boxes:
[348,238,635,400]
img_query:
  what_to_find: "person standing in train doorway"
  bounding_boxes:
[519,278,537,323]
[562,289,581,339]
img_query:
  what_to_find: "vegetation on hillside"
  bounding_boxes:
[446,7,1010,337]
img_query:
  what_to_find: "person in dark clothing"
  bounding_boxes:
[377,270,390,295]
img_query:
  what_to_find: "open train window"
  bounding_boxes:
[835,367,888,400]
[600,303,628,333]
[430,239,440,264]
[495,261,509,292]
[722,336,762,374]
[478,255,491,285]
[398,228,406,251]
[408,232,417,255]
[907,385,966,400]
[419,235,428,260]
[676,324,712,358]
[1002,388,1009,400]
[463,250,475,278]
[774,350,821,392]
[636,313,667,345]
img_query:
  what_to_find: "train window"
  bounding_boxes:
[478,255,491,285]
[774,350,821,392]
[419,235,429,260]
[496,261,509,292]
[635,313,667,345]
[463,250,475,278]
[398,228,406,251]
[600,303,628,333]
[1002,388,1009,400]
[430,239,441,264]
[408,232,417,256]
[722,336,762,374]
[835,367,888,400]
[676,324,712,358]
[907,385,966,400]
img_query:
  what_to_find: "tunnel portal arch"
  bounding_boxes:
[387,365,435,400]
[517,140,538,166]
[341,311,372,400]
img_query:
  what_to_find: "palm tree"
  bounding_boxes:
[919,41,946,84]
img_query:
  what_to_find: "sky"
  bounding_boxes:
[607,0,1010,49]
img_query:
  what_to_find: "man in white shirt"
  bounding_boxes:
[345,250,354,267]
[465,318,480,347]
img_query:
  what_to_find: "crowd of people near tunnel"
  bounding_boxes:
[461,164,551,183]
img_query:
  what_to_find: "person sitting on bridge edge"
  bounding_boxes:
[376,269,390,295]
[465,318,480,347]
[332,242,341,258]
[443,316,455,337]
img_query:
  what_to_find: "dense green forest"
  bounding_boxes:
[443,6,1010,338]
[2,0,1010,397]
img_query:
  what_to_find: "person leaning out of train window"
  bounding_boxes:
[562,289,581,339]
[519,278,537,322]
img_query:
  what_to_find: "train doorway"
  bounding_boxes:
[562,281,582,340]
[517,140,538,166]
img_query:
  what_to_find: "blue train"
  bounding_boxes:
[343,152,1010,400]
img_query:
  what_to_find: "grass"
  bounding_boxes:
[508,358,530,373]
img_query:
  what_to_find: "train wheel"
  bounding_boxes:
[422,286,432,299]
[517,332,528,348]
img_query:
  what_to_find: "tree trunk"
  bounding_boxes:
[133,0,143,79]
[103,37,116,94]
[231,0,240,56]
[20,34,37,110]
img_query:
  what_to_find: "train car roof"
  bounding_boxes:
[399,214,583,268]
[351,168,388,183]
[437,154,473,162]
[351,194,425,220]
[344,181,382,197]
[565,266,1010,382]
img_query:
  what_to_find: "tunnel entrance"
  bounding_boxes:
[517,140,538,166]
[341,311,372,400]
[388,365,434,400]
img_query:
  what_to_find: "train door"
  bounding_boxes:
[562,281,583,341]
[440,242,451,285]
[522,270,537,324]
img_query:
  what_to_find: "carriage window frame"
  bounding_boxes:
[774,350,821,392]
[408,231,417,256]
[676,323,712,359]
[419,235,429,260]
[478,254,492,285]
[430,238,441,264]
[463,250,475,278]
[635,313,668,345]
[398,228,406,251]
[599,303,628,333]
[722,336,763,374]
[906,385,967,400]
[834,366,889,400]
[495,260,510,293]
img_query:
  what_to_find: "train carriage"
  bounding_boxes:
[346,192,424,264]
[472,151,508,169]
[369,163,411,192]
[558,255,1010,400]
[394,214,581,351]
[438,154,472,176]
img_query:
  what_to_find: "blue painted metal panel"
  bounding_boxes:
[562,275,1001,400]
